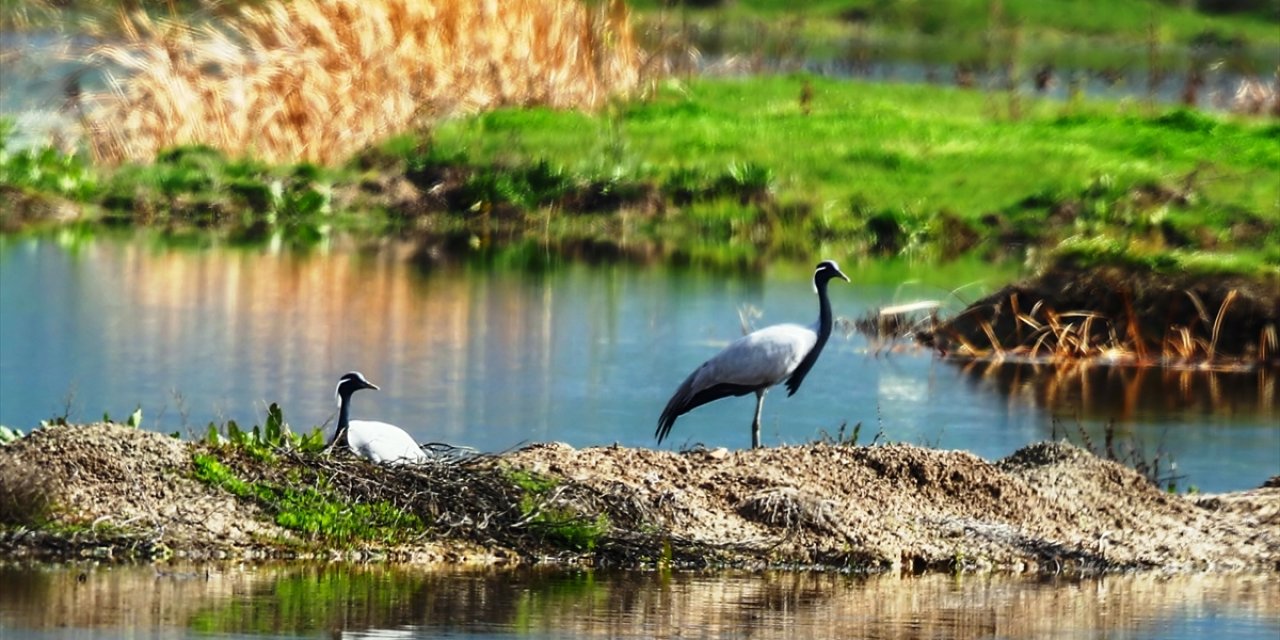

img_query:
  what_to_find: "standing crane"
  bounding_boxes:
[656,260,850,449]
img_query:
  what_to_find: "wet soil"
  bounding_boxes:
[2,423,1277,574]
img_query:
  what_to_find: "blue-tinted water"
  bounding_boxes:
[0,235,1276,492]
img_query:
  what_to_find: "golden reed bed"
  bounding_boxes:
[85,0,641,165]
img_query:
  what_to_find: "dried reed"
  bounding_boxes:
[936,287,1270,368]
[85,0,641,165]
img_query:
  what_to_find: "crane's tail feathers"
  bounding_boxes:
[656,375,695,445]
[655,411,678,445]
[656,376,763,445]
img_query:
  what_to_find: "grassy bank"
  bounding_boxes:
[6,76,1276,273]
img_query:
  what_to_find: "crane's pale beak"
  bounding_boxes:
[365,381,380,391]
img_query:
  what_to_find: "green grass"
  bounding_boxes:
[188,403,423,546]
[421,76,1279,272]
[434,78,1275,215]
[6,77,1277,275]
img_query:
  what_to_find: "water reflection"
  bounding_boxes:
[0,564,1277,639]
[953,360,1277,424]
[0,235,1276,492]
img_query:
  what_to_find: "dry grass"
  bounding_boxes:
[925,282,1277,368]
[0,455,60,525]
[945,299,1268,365]
[85,0,641,165]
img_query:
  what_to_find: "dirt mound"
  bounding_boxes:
[0,423,283,555]
[2,424,1277,573]
[506,441,1280,572]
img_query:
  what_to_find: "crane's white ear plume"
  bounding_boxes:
[335,371,377,406]
[812,260,850,293]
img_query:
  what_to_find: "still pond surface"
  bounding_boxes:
[1,234,1278,639]
[0,234,1276,493]
[0,564,1278,639]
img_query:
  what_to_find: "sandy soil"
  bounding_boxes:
[2,423,1277,573]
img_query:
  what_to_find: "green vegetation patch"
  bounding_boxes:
[504,467,610,553]
[630,0,1280,65]
[192,453,424,546]
[6,76,1276,275]
[424,76,1278,273]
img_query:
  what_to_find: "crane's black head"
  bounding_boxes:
[335,371,379,404]
[812,260,850,292]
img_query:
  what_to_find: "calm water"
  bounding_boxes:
[0,564,1277,639]
[0,235,1276,492]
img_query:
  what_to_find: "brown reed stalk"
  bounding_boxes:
[85,0,642,165]
[978,319,1005,356]
[1261,323,1277,362]
[1029,326,1056,359]
[1184,289,1211,329]
[1206,289,1239,362]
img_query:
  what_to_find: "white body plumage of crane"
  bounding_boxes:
[657,260,850,449]
[328,372,427,464]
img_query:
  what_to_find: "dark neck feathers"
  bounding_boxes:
[784,276,835,396]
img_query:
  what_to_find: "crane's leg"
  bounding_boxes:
[751,389,766,449]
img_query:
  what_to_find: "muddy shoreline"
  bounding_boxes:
[2,423,1277,574]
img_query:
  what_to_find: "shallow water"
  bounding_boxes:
[0,235,1276,492]
[0,564,1277,639]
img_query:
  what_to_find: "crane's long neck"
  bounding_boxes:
[328,393,352,448]
[784,276,836,396]
[815,277,835,347]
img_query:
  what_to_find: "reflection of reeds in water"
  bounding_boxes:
[79,239,558,436]
[2,565,1277,638]
[955,358,1276,424]
[86,0,640,164]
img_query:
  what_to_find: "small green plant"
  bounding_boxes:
[813,421,863,447]
[0,119,99,201]
[0,426,24,445]
[717,161,773,204]
[506,468,560,494]
[202,403,328,461]
[521,498,610,552]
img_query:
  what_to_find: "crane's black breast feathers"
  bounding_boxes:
[785,338,826,396]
